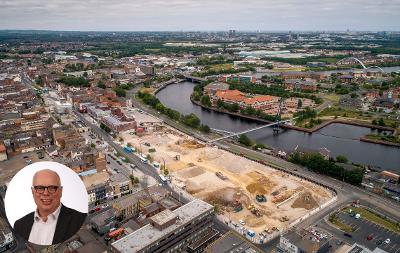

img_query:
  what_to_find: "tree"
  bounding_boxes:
[163,168,169,176]
[100,123,111,133]
[200,95,212,107]
[217,99,224,108]
[238,134,252,146]
[98,80,106,89]
[378,118,386,127]
[336,155,348,164]
[199,124,211,133]
[90,143,96,148]
[297,99,303,109]
[372,119,378,125]
[114,87,126,97]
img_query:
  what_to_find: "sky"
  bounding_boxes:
[0,0,399,31]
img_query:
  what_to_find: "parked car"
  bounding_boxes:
[117,161,122,165]
[367,234,374,241]
[343,233,352,238]
[384,238,391,244]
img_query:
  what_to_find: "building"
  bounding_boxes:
[0,216,14,252]
[277,229,332,253]
[216,89,279,110]
[109,173,133,198]
[0,143,7,161]
[60,229,108,253]
[111,199,215,253]
[344,243,388,253]
[205,231,262,253]
[101,115,137,133]
[219,74,256,84]
[284,79,318,92]
[112,189,151,220]
[90,209,118,235]
[139,65,155,76]
[203,82,230,97]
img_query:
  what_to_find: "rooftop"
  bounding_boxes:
[148,209,177,227]
[205,231,262,253]
[111,199,213,253]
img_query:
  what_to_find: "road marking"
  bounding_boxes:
[394,247,400,253]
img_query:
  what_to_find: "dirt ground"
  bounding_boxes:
[120,127,334,234]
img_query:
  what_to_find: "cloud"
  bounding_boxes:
[0,0,399,30]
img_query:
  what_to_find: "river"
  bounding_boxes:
[156,81,400,172]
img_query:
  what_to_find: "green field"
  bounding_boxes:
[329,212,354,233]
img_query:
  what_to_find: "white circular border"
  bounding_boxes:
[4,161,88,227]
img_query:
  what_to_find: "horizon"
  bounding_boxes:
[0,0,399,31]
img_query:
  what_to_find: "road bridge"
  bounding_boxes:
[183,74,207,83]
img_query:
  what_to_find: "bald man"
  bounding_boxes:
[13,169,87,245]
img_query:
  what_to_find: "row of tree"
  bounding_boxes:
[137,91,211,133]
[288,152,364,185]
[57,75,89,87]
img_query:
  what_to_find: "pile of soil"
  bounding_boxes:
[291,191,319,210]
[246,172,277,195]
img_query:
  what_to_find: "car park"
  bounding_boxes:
[376,239,383,245]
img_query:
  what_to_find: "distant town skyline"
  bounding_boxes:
[0,0,399,31]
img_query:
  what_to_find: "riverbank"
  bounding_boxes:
[190,96,395,134]
[360,136,400,147]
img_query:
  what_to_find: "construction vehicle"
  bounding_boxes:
[233,201,243,212]
[216,171,228,180]
[256,194,267,202]
[279,216,289,222]
[248,204,262,217]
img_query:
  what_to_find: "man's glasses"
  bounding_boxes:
[32,185,61,194]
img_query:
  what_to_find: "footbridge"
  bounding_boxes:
[209,119,292,143]
[337,57,386,73]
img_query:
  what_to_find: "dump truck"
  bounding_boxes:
[256,194,267,202]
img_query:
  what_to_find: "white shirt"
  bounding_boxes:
[28,204,61,245]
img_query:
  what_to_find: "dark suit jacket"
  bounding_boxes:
[13,204,87,245]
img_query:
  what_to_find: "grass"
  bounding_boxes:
[365,134,400,145]
[205,63,233,72]
[329,212,354,233]
[321,94,341,103]
[343,207,400,233]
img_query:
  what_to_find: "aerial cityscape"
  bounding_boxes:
[0,1,399,253]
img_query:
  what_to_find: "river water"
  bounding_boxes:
[156,81,400,172]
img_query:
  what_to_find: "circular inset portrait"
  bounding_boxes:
[4,161,88,246]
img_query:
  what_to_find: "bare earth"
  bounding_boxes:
[120,126,334,234]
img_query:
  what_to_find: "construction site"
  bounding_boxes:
[120,126,334,235]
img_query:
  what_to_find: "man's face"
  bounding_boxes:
[31,170,62,216]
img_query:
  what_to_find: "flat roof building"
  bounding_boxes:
[205,231,262,253]
[111,199,214,253]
